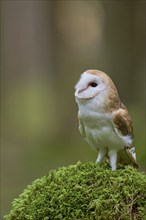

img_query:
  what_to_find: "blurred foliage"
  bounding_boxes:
[1,0,145,218]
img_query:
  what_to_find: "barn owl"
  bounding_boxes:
[74,69,138,170]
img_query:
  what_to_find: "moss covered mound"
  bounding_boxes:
[5,162,146,220]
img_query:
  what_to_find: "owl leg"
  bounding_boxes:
[108,149,117,171]
[96,148,107,164]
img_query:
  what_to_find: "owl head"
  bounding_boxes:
[75,69,117,101]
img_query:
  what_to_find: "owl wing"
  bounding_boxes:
[113,103,138,168]
[113,103,133,137]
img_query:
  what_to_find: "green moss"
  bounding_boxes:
[5,162,146,220]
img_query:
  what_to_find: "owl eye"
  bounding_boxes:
[90,82,98,87]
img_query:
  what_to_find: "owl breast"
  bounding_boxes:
[78,108,132,150]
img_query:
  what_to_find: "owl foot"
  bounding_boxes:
[108,149,118,171]
[96,148,107,164]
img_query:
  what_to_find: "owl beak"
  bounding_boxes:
[77,87,88,94]
[74,88,87,99]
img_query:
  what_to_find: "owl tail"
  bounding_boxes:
[118,147,139,168]
[125,147,139,168]
[128,147,136,160]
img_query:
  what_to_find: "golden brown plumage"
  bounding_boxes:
[113,105,133,137]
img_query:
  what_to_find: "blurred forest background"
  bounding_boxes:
[1,0,145,218]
